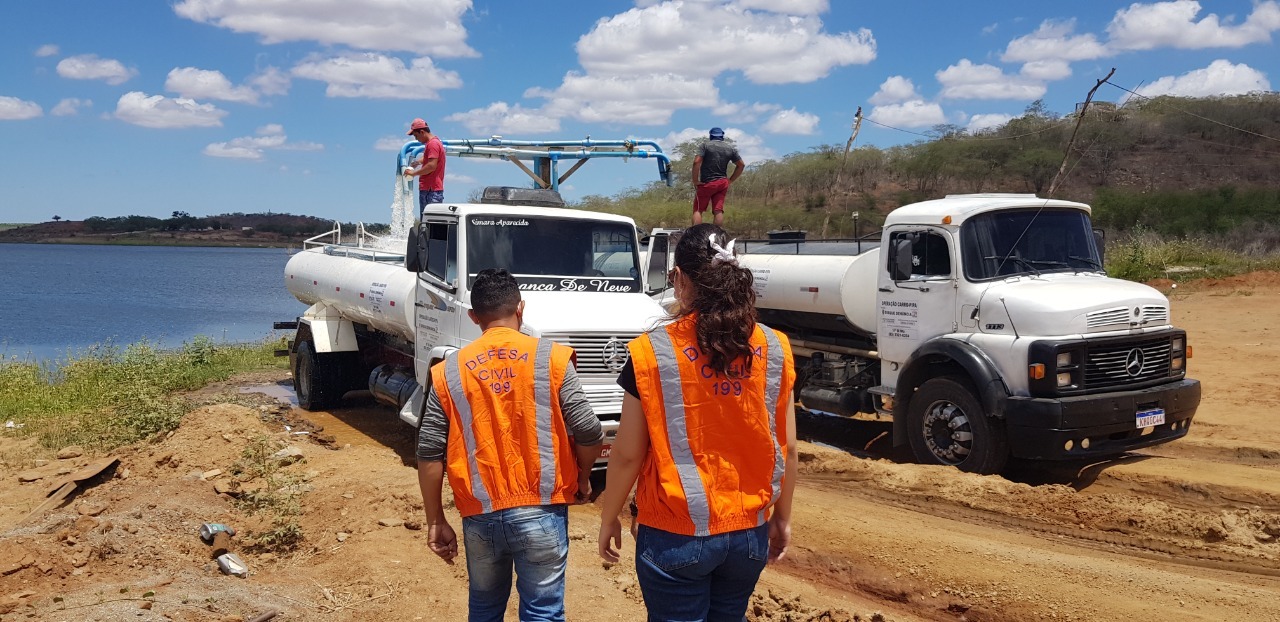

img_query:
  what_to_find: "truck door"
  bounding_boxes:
[642,228,681,309]
[414,218,459,388]
[876,226,958,388]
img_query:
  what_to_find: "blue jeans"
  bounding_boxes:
[635,523,769,622]
[462,505,569,622]
[419,189,444,210]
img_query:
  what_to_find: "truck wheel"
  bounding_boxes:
[907,376,1009,475]
[294,340,339,411]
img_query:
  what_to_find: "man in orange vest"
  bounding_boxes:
[416,268,604,621]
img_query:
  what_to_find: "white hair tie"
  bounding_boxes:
[708,234,738,265]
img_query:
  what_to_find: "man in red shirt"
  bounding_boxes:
[404,118,446,212]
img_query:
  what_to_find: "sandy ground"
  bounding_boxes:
[3,272,1280,621]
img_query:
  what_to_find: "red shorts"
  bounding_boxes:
[693,178,730,214]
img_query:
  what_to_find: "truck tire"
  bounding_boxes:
[294,340,342,411]
[907,376,1009,475]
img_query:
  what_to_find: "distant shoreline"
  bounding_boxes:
[0,236,295,249]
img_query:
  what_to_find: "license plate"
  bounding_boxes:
[1136,408,1166,428]
[600,444,612,458]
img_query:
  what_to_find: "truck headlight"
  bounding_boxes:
[1172,337,1185,352]
[1056,372,1073,387]
[1056,352,1073,367]
[1171,356,1185,371]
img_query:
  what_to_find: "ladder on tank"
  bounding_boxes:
[397,136,673,192]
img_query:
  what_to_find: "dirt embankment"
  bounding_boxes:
[3,273,1280,621]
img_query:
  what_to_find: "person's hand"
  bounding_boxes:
[403,169,415,177]
[599,516,623,563]
[767,515,790,563]
[427,521,458,564]
[575,473,593,504]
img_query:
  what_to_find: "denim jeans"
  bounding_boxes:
[419,189,444,210]
[635,523,769,622]
[462,504,569,622]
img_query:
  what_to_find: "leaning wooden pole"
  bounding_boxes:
[834,107,863,189]
[1047,67,1116,197]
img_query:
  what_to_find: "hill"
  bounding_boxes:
[0,212,388,248]
[578,93,1280,246]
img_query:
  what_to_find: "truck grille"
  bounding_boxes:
[1085,305,1169,329]
[1086,307,1129,329]
[1084,337,1172,389]
[541,332,640,376]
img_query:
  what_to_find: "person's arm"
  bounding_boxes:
[416,384,456,563]
[558,365,604,499]
[408,156,439,177]
[767,400,798,563]
[728,156,745,183]
[598,393,649,563]
[692,155,704,186]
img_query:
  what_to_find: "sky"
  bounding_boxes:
[1,0,1277,225]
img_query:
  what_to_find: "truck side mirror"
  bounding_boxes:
[405,225,426,273]
[888,238,913,281]
[1092,228,1106,265]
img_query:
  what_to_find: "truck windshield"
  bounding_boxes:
[960,209,1102,281]
[466,215,642,293]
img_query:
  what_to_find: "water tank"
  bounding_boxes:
[285,247,417,342]
[739,249,880,338]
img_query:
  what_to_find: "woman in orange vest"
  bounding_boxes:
[598,223,798,620]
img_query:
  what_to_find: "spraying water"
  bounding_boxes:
[379,167,416,250]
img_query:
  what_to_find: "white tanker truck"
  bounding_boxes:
[644,194,1201,474]
[281,138,673,461]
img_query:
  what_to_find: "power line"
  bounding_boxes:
[1103,79,1280,145]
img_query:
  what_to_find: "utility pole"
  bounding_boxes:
[1047,68,1116,197]
[834,107,863,189]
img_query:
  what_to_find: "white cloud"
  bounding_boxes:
[528,72,717,125]
[762,108,820,134]
[204,124,323,160]
[1135,59,1271,97]
[869,100,946,128]
[711,100,781,123]
[575,1,875,84]
[292,53,462,99]
[51,98,91,117]
[1107,0,1280,50]
[446,172,477,184]
[375,136,410,151]
[166,67,261,103]
[173,0,477,56]
[113,91,227,129]
[659,127,775,163]
[56,54,138,85]
[1002,19,1108,63]
[34,44,59,57]
[446,102,560,135]
[936,59,1046,100]
[967,113,1014,133]
[249,67,291,96]
[1020,60,1073,81]
[982,22,1000,35]
[0,96,43,120]
[869,75,920,105]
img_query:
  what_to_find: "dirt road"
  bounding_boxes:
[2,273,1280,621]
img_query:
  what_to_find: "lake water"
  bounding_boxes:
[0,244,307,363]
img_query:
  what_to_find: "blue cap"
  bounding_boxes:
[709,127,725,139]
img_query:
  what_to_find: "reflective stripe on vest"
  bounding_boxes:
[761,326,786,525]
[533,338,556,505]
[648,326,712,535]
[445,354,493,514]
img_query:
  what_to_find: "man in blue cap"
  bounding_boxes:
[691,127,745,226]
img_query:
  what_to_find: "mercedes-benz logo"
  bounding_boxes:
[601,338,629,373]
[1125,348,1146,377]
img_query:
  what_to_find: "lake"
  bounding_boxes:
[0,244,307,363]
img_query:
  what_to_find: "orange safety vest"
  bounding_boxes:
[628,316,795,536]
[431,327,579,517]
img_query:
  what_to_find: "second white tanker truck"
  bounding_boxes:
[644,193,1200,474]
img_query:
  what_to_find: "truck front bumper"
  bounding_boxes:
[1004,379,1201,460]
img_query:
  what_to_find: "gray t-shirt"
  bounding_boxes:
[697,140,742,183]
[416,363,603,462]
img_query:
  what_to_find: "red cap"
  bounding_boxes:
[407,118,429,135]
